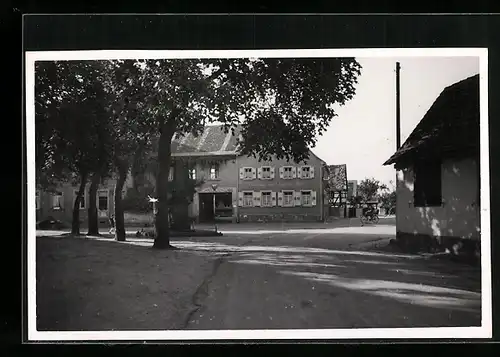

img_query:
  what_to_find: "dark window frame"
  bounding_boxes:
[413,159,442,207]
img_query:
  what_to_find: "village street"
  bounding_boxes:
[36,217,481,331]
[169,223,481,330]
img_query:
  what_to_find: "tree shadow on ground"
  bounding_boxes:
[170,238,482,322]
[36,234,482,330]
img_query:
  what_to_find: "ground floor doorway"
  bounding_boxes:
[199,192,233,223]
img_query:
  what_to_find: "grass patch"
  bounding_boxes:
[36,236,216,331]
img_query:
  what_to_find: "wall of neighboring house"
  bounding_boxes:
[237,153,324,222]
[37,182,115,224]
[396,156,480,243]
[36,173,135,225]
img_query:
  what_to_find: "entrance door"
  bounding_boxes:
[198,192,233,223]
[199,193,215,223]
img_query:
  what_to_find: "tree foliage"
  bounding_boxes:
[35,57,362,247]
[117,57,361,248]
[379,190,397,214]
[35,60,116,234]
[357,177,389,203]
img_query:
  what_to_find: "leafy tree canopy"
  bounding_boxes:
[118,57,362,163]
[357,177,389,203]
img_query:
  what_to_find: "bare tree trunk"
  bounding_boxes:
[71,172,87,235]
[87,172,100,236]
[114,158,129,242]
[153,120,176,249]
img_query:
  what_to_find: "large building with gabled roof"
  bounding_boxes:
[169,124,329,223]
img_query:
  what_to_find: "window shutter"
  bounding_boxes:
[271,191,277,207]
[270,167,275,179]
[279,167,284,179]
[310,167,315,178]
[291,167,297,179]
[238,191,243,207]
[251,167,257,180]
[298,166,303,179]
[294,191,301,206]
[277,191,283,207]
[312,191,317,206]
[257,167,262,180]
[239,168,244,180]
[253,191,260,207]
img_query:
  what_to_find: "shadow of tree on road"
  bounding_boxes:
[45,234,481,329]
[169,238,481,325]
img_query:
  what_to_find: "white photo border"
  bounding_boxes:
[26,48,491,341]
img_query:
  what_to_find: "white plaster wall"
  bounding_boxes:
[396,157,480,239]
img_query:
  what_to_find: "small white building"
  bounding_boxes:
[383,74,480,254]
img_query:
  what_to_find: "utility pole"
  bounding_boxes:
[396,62,401,150]
[395,62,401,234]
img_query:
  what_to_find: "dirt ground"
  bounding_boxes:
[36,236,217,331]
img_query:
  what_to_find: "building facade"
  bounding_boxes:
[323,164,349,218]
[235,152,325,222]
[384,74,480,252]
[171,124,327,223]
[36,124,332,225]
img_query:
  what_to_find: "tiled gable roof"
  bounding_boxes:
[151,124,328,163]
[171,124,242,156]
[384,74,479,166]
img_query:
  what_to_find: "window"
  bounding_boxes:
[261,166,271,179]
[98,190,109,211]
[51,191,63,210]
[209,164,219,180]
[414,160,442,207]
[168,166,174,181]
[261,191,272,207]
[244,167,253,180]
[74,190,85,209]
[36,191,41,210]
[189,168,196,180]
[243,192,253,207]
[301,190,312,206]
[301,166,311,179]
[283,191,294,207]
[283,166,293,179]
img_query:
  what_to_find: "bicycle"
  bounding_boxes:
[360,209,380,225]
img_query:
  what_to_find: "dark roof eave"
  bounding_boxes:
[383,145,479,167]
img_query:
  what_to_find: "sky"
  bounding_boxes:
[311,56,480,189]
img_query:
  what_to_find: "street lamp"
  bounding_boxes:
[211,183,218,233]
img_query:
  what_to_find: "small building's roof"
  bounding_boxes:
[383,74,480,167]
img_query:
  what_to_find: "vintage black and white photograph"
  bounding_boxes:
[26,48,491,340]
